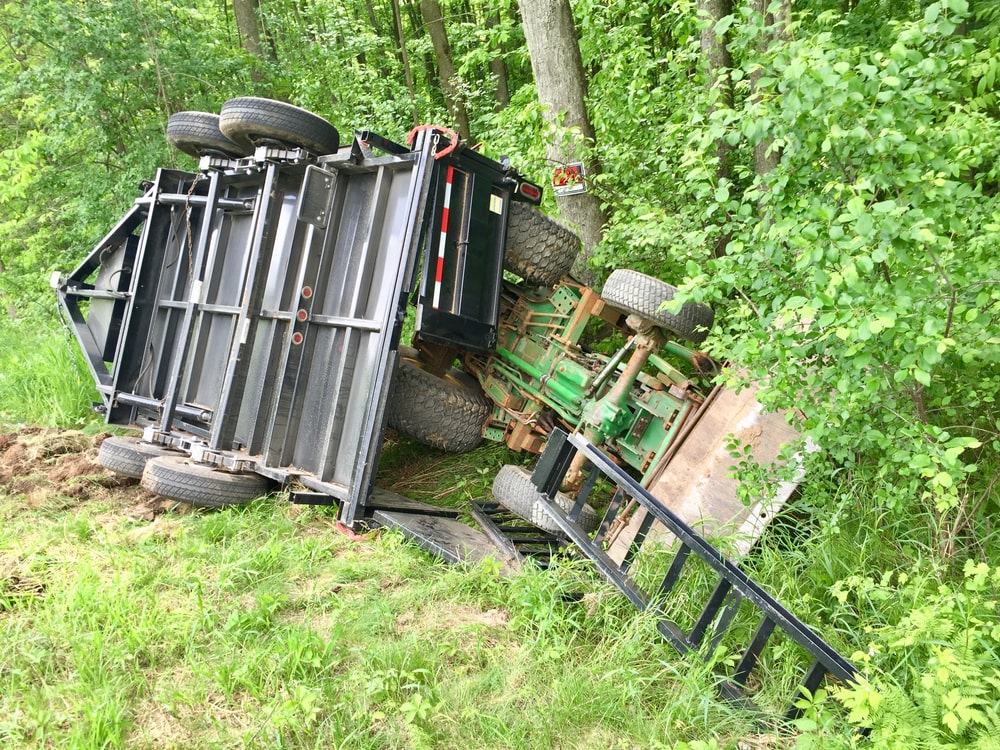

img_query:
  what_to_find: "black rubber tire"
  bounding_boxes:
[166,111,249,159]
[219,97,340,155]
[601,269,715,345]
[386,347,490,453]
[492,464,599,535]
[98,436,178,479]
[141,456,271,508]
[504,202,579,286]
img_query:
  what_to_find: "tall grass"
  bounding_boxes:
[0,492,764,749]
[0,320,98,427]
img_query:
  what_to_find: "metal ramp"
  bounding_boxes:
[529,428,862,721]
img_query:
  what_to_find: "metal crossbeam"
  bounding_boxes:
[530,428,862,721]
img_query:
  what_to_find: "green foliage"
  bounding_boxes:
[792,560,1000,748]
[0,0,254,318]
[679,0,1000,545]
[576,0,712,279]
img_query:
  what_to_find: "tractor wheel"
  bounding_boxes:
[141,456,270,508]
[166,111,248,159]
[492,464,599,535]
[97,436,178,479]
[504,202,579,286]
[601,269,714,345]
[386,347,490,453]
[219,97,340,155]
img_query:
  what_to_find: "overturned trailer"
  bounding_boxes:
[54,97,860,724]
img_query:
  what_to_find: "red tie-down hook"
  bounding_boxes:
[406,125,459,159]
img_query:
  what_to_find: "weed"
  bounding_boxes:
[0,323,98,427]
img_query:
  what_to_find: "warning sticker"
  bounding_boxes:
[490,193,504,214]
[552,163,587,196]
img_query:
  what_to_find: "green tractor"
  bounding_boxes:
[387,209,715,533]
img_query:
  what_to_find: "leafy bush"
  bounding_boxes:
[794,560,1000,748]
[680,0,999,550]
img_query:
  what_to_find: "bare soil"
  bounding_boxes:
[0,427,182,521]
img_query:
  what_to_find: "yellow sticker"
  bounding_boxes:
[490,194,503,214]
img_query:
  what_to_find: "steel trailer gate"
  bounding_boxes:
[56,129,518,523]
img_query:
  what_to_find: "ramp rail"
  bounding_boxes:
[530,428,861,721]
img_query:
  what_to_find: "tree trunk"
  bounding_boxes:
[751,0,790,177]
[391,0,419,126]
[419,0,472,138]
[518,0,606,285]
[232,0,275,81]
[486,13,511,110]
[699,0,733,258]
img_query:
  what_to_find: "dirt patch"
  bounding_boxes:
[395,603,510,633]
[0,427,172,520]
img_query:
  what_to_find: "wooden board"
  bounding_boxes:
[608,383,811,562]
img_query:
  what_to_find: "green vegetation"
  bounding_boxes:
[2,0,999,747]
[0,439,758,749]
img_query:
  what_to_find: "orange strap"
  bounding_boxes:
[406,125,459,159]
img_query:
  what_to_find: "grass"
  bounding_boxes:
[0,478,761,749]
[0,319,98,427]
[5,325,1000,748]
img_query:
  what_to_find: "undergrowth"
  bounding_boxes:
[0,491,758,749]
[0,321,97,427]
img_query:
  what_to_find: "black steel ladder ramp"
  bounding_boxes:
[530,428,863,723]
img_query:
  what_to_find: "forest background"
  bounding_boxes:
[1,0,999,746]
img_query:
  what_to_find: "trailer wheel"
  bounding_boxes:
[504,202,579,286]
[601,269,714,345]
[166,111,249,159]
[219,97,341,155]
[386,347,490,453]
[98,436,178,479]
[141,456,271,508]
[492,464,599,535]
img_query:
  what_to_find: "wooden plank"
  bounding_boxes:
[608,383,811,563]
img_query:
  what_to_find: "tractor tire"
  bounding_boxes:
[386,347,490,453]
[97,436,178,479]
[166,111,248,159]
[219,97,340,155]
[504,202,579,286]
[601,269,714,345]
[492,464,599,535]
[141,456,271,508]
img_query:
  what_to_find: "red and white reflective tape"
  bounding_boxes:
[432,164,454,310]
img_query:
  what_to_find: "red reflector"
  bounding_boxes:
[292,332,304,345]
[301,286,313,299]
[519,183,541,200]
[297,309,308,322]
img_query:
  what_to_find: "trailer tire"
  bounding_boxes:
[98,436,178,479]
[601,269,714,345]
[387,347,490,453]
[492,464,599,535]
[219,97,340,155]
[504,202,579,286]
[166,111,249,159]
[141,456,270,508]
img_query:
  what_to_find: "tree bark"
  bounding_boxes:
[486,13,511,110]
[699,0,733,258]
[518,0,606,285]
[419,0,472,138]
[751,0,790,177]
[232,0,275,81]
